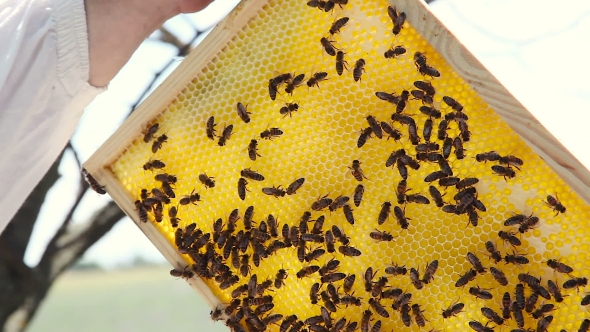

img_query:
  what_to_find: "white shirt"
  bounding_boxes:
[0,0,105,234]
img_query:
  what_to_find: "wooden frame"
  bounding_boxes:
[83,0,590,312]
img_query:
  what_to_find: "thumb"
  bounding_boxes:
[178,0,215,13]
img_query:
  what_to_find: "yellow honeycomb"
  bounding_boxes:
[109,0,590,331]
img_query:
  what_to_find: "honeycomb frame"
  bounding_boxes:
[84,0,590,330]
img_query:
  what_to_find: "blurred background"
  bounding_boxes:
[1,0,588,331]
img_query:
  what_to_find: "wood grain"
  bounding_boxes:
[391,0,590,204]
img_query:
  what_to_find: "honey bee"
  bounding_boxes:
[319,258,340,277]
[351,184,365,207]
[580,319,590,332]
[411,90,434,104]
[532,303,554,319]
[384,45,406,59]
[329,17,349,35]
[469,320,493,332]
[363,267,375,292]
[170,266,193,280]
[469,286,493,300]
[582,293,590,306]
[518,272,540,287]
[441,96,463,112]
[544,194,566,215]
[348,159,368,181]
[498,230,521,247]
[338,245,361,257]
[343,274,356,293]
[410,267,423,290]
[356,127,373,148]
[150,133,169,153]
[536,315,553,332]
[563,277,588,290]
[364,116,383,139]
[491,165,516,180]
[489,267,507,286]
[335,50,348,76]
[82,168,106,194]
[504,252,529,266]
[197,173,215,188]
[142,159,166,171]
[307,0,333,11]
[285,73,305,94]
[475,151,501,162]
[311,195,331,211]
[466,252,486,274]
[217,124,233,146]
[385,263,406,276]
[320,37,337,56]
[379,122,401,141]
[412,304,426,327]
[236,102,251,123]
[260,127,283,140]
[455,269,477,288]
[394,205,409,230]
[387,6,406,35]
[420,119,433,143]
[154,172,177,183]
[268,79,278,101]
[407,122,420,145]
[263,185,287,198]
[370,229,395,242]
[480,307,503,326]
[324,230,335,253]
[442,300,464,319]
[406,194,430,205]
[321,272,346,284]
[280,102,299,118]
[332,225,349,245]
[179,189,200,205]
[392,292,412,311]
[485,241,502,263]
[414,52,429,70]
[143,123,160,143]
[302,233,324,244]
[241,168,265,181]
[427,185,445,208]
[377,201,392,225]
[274,268,288,288]
[419,65,441,78]
[369,298,389,318]
[451,136,465,159]
[422,260,439,284]
[392,113,415,126]
[305,248,326,263]
[308,282,321,305]
[361,310,372,332]
[547,280,564,302]
[280,315,298,332]
[245,139,261,161]
[342,204,355,225]
[307,72,328,88]
[353,59,365,82]
[330,195,350,211]
[168,206,180,227]
[237,177,248,200]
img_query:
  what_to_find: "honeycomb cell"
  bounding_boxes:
[107,0,590,331]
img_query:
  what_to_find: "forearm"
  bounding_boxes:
[85,0,179,87]
[85,0,214,87]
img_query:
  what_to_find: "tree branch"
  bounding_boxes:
[129,28,203,115]
[36,201,125,281]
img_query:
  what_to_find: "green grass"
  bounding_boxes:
[27,266,229,332]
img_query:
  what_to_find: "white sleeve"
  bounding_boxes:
[0,0,106,234]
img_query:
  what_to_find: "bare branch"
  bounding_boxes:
[129,28,204,115]
[36,201,125,281]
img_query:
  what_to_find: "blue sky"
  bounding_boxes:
[24,0,590,268]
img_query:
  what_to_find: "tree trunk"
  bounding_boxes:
[1,201,125,332]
